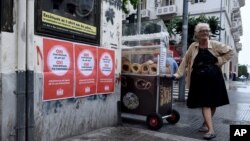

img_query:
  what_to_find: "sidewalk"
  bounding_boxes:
[63,81,250,141]
[62,126,203,141]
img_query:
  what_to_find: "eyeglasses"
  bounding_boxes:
[199,30,210,33]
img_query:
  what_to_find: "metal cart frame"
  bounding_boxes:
[120,31,180,130]
[120,73,180,130]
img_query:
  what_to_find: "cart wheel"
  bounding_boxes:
[146,113,163,130]
[166,109,180,124]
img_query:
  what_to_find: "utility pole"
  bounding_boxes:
[178,0,189,101]
[219,0,222,41]
[137,0,141,35]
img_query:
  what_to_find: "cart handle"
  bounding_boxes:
[159,74,176,80]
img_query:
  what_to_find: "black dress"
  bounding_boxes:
[187,48,229,108]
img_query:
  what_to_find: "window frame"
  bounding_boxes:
[1,0,13,32]
[141,0,147,10]
[162,0,175,6]
[193,0,206,4]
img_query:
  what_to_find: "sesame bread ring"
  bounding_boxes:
[149,63,157,74]
[141,63,149,74]
[122,61,131,73]
[131,63,141,74]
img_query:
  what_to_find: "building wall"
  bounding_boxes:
[188,0,222,15]
[0,30,18,141]
[0,0,122,141]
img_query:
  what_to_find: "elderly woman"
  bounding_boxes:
[173,23,234,139]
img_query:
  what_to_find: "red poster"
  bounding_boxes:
[75,44,97,97]
[97,48,115,94]
[43,38,74,101]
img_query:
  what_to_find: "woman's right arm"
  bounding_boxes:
[173,44,193,78]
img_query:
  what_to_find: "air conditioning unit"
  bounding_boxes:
[233,33,240,42]
[141,9,150,18]
[168,5,177,13]
[236,43,242,51]
[156,5,177,16]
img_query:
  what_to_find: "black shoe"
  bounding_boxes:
[203,132,216,140]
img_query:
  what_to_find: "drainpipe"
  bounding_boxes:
[26,0,34,140]
[178,0,188,102]
[219,0,222,41]
[137,0,141,35]
[16,0,27,141]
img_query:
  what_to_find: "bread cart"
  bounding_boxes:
[120,32,180,130]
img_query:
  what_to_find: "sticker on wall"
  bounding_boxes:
[97,48,115,94]
[43,38,74,101]
[75,44,97,97]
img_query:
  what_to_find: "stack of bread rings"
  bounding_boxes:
[141,60,157,74]
[121,58,158,74]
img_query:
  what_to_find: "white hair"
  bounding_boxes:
[193,23,211,41]
[194,23,210,33]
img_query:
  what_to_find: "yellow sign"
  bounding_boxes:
[42,11,96,35]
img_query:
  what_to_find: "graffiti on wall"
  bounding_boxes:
[104,0,122,10]
[105,8,115,25]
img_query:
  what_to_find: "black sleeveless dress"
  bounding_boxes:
[187,48,229,108]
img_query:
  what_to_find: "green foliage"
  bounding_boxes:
[122,0,129,14]
[165,15,222,46]
[122,0,139,14]
[165,17,182,37]
[238,64,249,78]
[208,16,223,35]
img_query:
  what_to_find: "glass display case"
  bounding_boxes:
[122,46,167,75]
[122,32,170,75]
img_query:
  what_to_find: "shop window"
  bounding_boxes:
[1,0,13,32]
[141,0,147,10]
[35,0,101,45]
[0,0,1,31]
